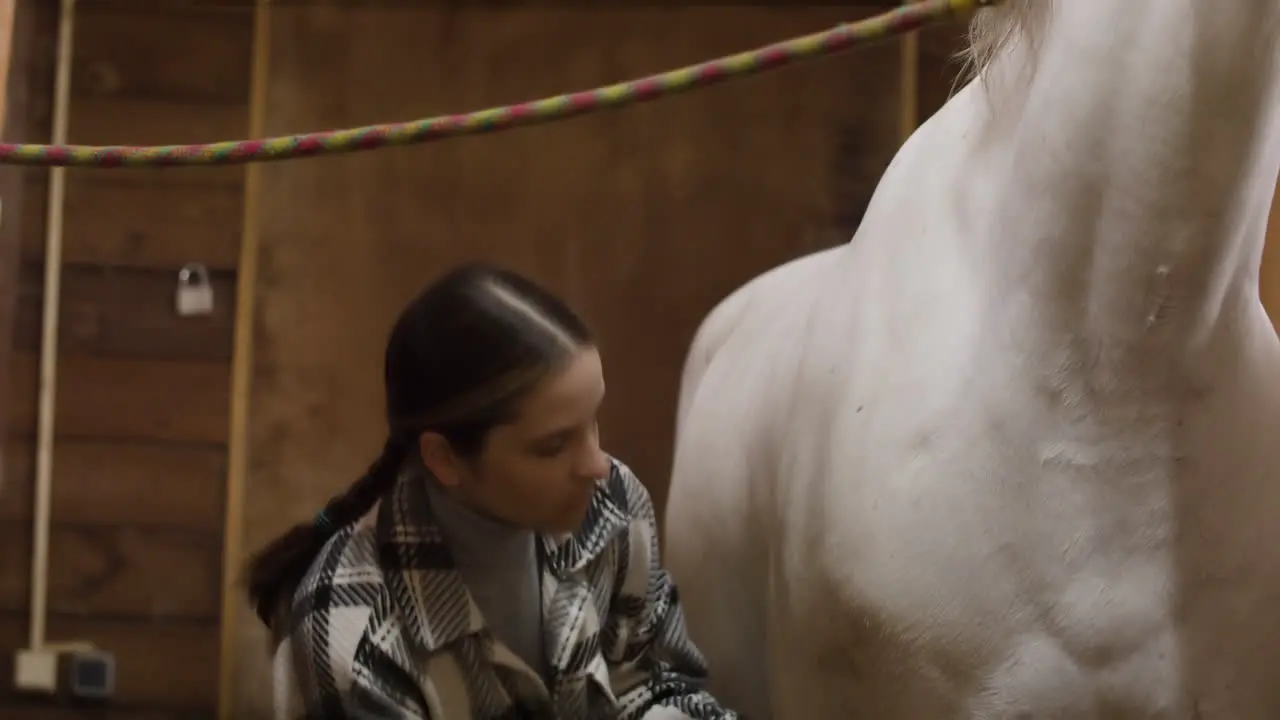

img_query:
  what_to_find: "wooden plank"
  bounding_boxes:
[22,165,244,194]
[0,706,213,720]
[0,3,234,717]
[70,98,248,146]
[19,175,245,271]
[0,0,16,133]
[75,0,256,8]
[898,0,917,139]
[0,521,222,619]
[219,1,268,715]
[918,20,969,122]
[0,613,219,708]
[0,707,212,720]
[12,260,237,361]
[7,353,231,444]
[24,96,248,147]
[0,0,38,465]
[70,5,254,104]
[15,0,51,140]
[22,4,251,145]
[0,439,225,531]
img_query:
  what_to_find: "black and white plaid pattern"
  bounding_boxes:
[279,458,739,719]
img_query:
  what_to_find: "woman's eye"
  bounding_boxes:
[531,438,568,458]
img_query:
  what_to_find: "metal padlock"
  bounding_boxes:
[175,263,214,317]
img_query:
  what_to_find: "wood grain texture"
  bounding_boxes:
[917,20,968,123]
[24,3,252,144]
[20,174,245,271]
[7,352,231,443]
[62,98,246,147]
[0,707,213,720]
[0,3,249,718]
[69,5,253,105]
[0,0,17,133]
[0,521,222,619]
[0,613,219,708]
[12,259,237,361]
[0,439,226,531]
[0,708,212,720]
[0,0,38,458]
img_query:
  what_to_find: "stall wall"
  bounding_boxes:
[232,5,907,715]
[0,3,253,717]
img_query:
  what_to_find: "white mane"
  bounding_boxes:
[961,0,1051,83]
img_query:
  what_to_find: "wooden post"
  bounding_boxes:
[899,1,919,142]
[218,0,270,716]
[0,0,15,133]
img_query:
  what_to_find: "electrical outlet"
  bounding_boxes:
[68,649,115,699]
[13,648,59,693]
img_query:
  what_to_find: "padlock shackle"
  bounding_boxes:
[177,262,211,286]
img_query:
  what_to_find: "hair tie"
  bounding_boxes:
[314,509,334,532]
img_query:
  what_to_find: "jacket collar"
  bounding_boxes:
[376,463,630,654]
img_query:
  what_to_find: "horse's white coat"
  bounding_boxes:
[664,2,1280,717]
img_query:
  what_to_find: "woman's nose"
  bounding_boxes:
[577,442,610,480]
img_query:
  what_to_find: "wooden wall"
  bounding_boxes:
[0,2,252,718]
[0,0,37,466]
[918,15,967,122]
[226,5,912,715]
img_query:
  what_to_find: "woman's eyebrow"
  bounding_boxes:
[529,425,576,445]
[528,394,605,445]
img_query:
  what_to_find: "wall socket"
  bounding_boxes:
[69,649,115,699]
[13,648,59,693]
[13,642,102,695]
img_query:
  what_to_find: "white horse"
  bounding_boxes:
[664,1,1280,717]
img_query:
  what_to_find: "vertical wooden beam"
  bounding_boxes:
[0,0,16,132]
[0,0,37,485]
[218,0,270,716]
[899,1,919,143]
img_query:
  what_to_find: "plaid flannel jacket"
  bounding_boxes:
[279,458,738,720]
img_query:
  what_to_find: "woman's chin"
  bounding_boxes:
[546,502,592,535]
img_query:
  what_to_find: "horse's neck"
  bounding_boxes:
[966,1,1280,383]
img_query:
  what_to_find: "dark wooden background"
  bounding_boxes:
[0,2,251,717]
[0,3,972,718]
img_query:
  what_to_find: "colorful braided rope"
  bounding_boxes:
[0,0,1000,168]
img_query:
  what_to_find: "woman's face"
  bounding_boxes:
[423,346,611,534]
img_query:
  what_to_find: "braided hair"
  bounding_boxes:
[244,263,593,629]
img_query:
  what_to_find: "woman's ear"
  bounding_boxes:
[419,431,462,487]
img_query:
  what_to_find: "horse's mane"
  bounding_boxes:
[961,0,1051,83]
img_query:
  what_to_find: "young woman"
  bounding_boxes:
[245,263,738,720]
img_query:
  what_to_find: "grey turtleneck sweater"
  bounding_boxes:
[423,479,549,682]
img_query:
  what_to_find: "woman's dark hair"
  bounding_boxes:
[245,262,592,628]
